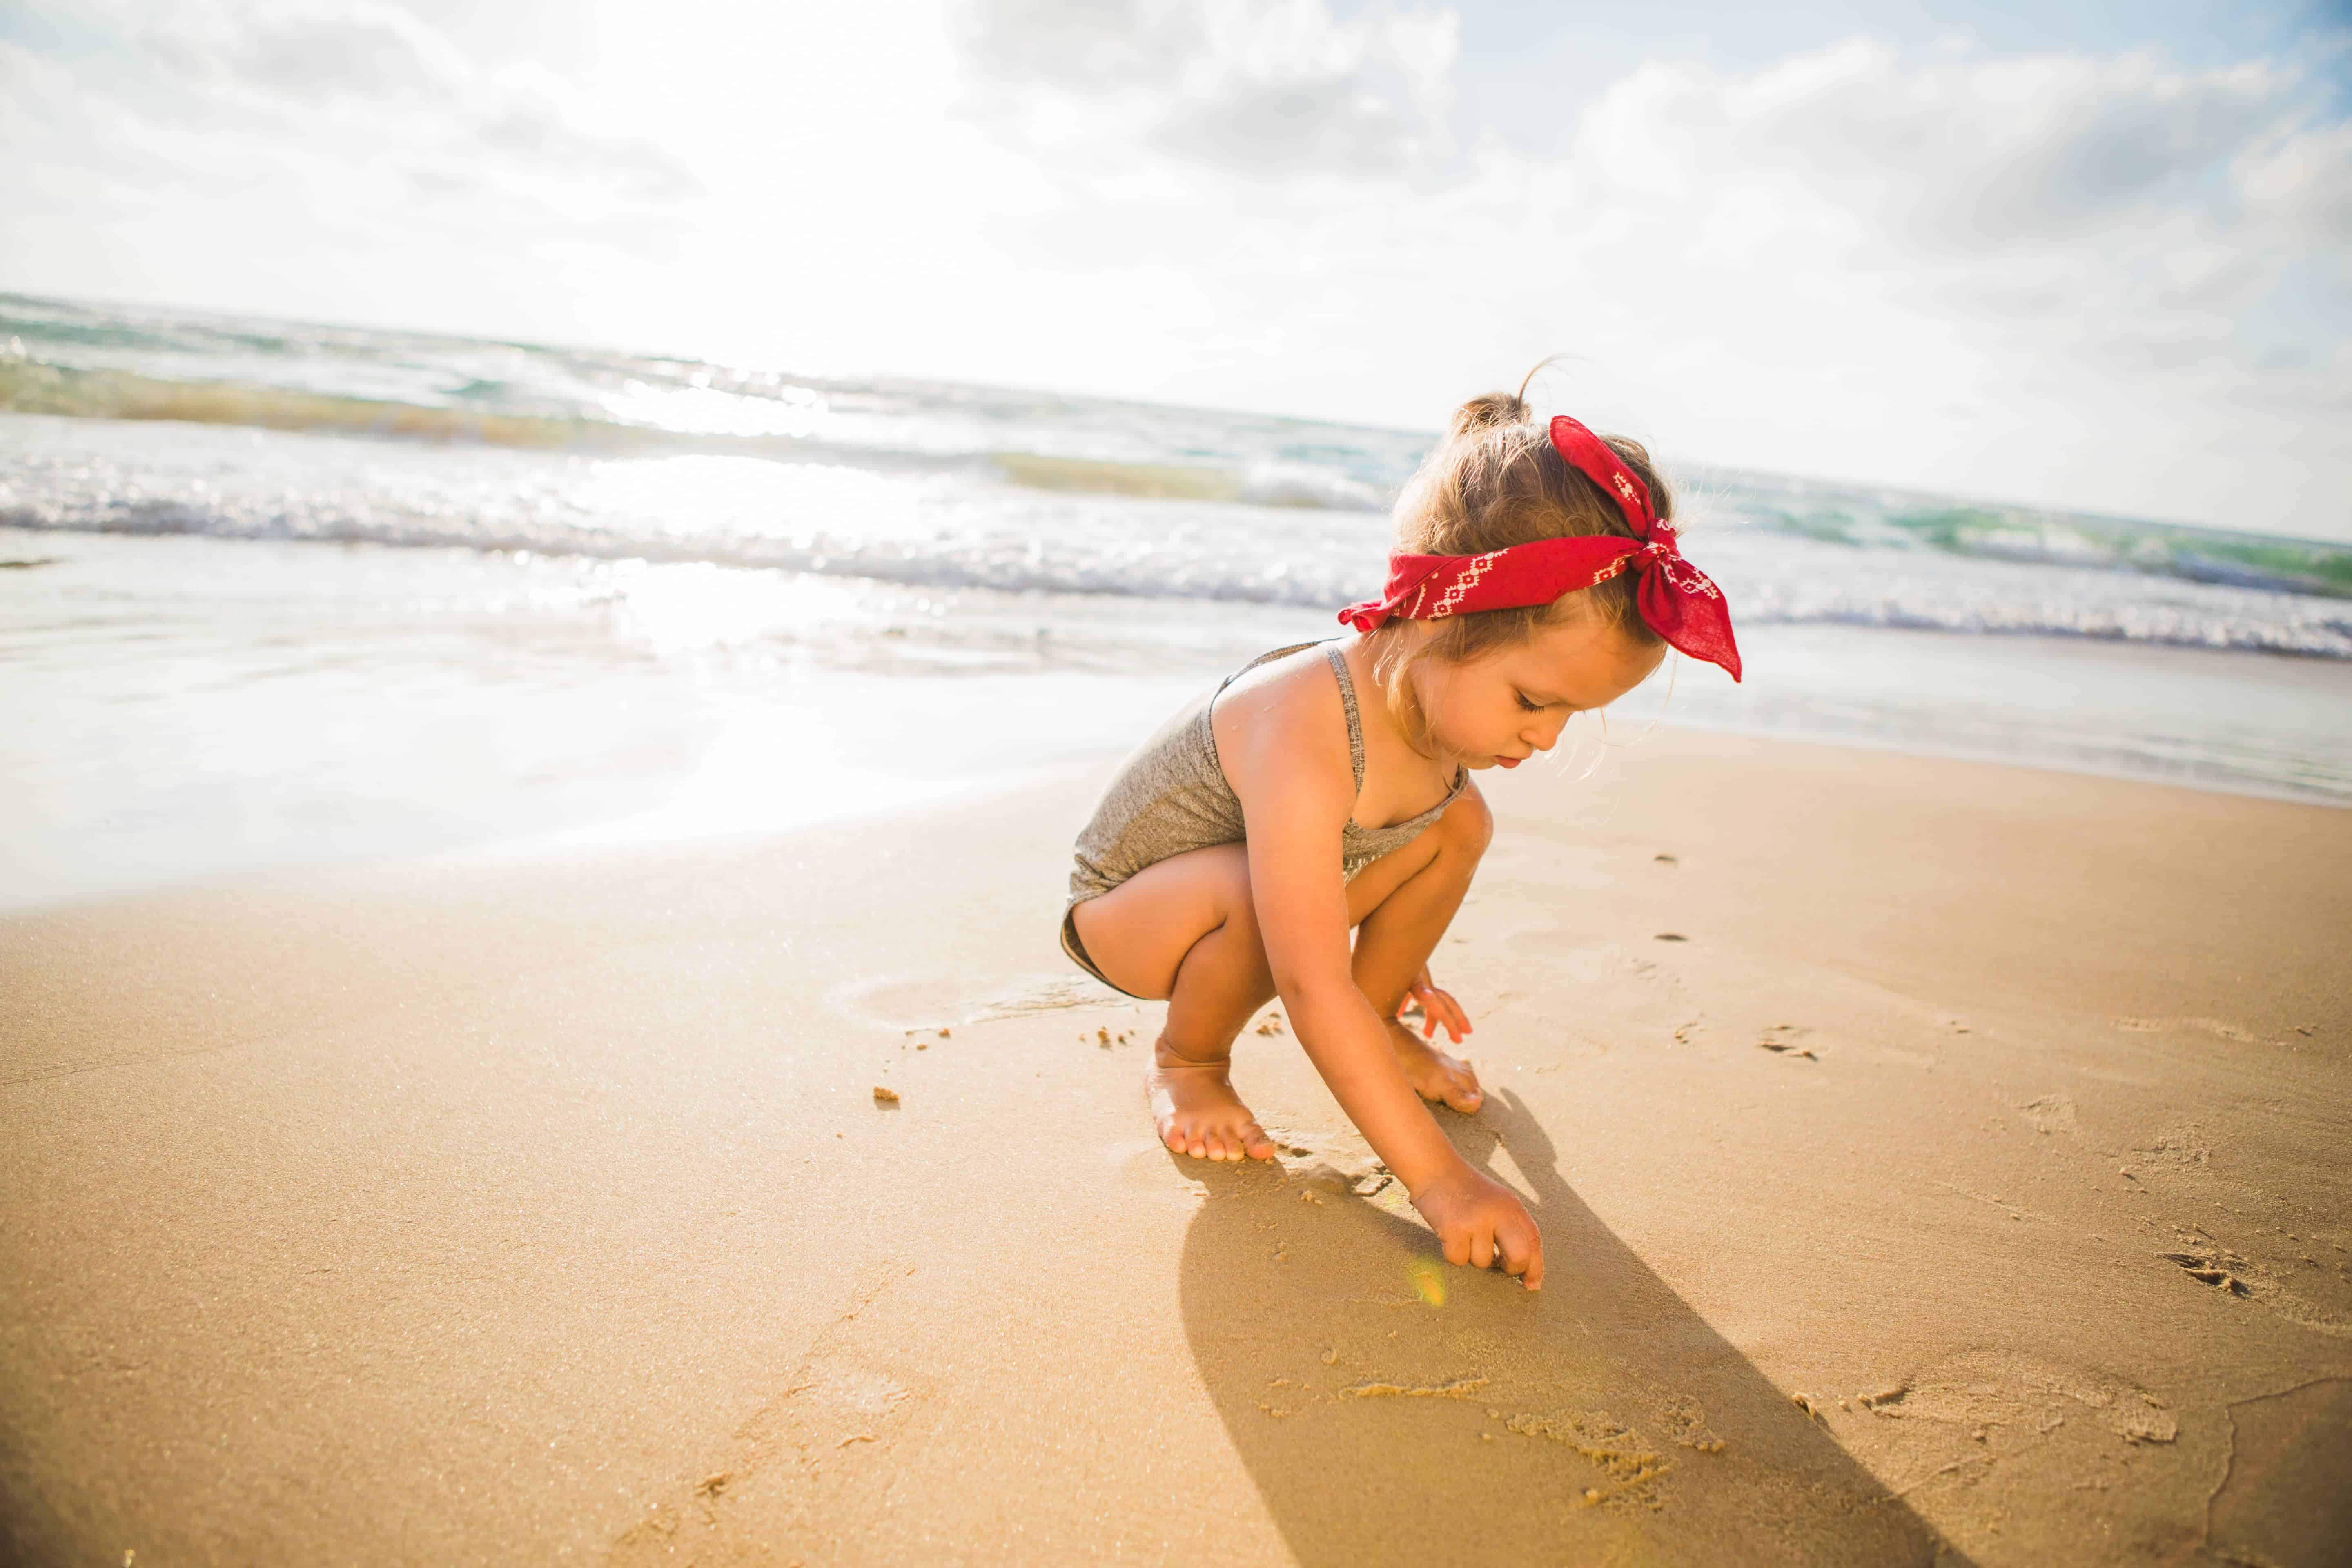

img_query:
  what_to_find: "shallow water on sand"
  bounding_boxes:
[5,526,2348,913]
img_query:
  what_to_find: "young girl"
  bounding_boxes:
[1058,383,1742,1291]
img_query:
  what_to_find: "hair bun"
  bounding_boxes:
[1449,392,1529,439]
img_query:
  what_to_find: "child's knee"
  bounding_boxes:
[1437,790,1494,861]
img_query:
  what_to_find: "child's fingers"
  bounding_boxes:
[1412,984,1468,1043]
[1403,984,1440,1037]
[1441,1232,1472,1268]
[1501,1214,1544,1290]
[1439,989,1472,1039]
[1470,1228,1496,1270]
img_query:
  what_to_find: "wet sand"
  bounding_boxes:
[3,729,2348,1565]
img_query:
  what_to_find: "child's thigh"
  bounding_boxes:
[1070,843,1253,999]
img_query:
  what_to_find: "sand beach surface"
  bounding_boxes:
[3,728,2348,1566]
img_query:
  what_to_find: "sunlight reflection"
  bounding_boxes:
[606,560,879,656]
[595,381,826,439]
[564,456,942,542]
[1407,1257,1447,1307]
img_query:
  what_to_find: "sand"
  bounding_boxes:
[3,728,2348,1566]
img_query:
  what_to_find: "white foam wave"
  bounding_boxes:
[5,409,2347,660]
[8,490,2346,659]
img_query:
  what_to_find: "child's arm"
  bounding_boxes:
[1221,681,1543,1289]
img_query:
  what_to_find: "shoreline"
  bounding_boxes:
[7,518,2352,918]
[9,684,2349,923]
[5,727,2348,1564]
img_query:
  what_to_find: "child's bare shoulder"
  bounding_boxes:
[1216,644,1343,725]
[1212,646,1352,782]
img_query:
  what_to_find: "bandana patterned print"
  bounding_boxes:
[1336,415,1743,682]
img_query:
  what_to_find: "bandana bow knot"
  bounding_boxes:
[1337,416,1742,682]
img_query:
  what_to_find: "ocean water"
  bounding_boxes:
[3,292,2349,909]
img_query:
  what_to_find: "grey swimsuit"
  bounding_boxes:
[1060,641,1467,995]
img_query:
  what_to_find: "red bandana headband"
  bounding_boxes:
[1336,415,1742,682]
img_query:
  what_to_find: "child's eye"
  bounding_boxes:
[1514,692,1542,712]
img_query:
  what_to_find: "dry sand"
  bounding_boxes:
[3,729,2348,1566]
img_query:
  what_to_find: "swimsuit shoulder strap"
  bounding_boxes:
[1220,641,1315,693]
[1322,644,1367,797]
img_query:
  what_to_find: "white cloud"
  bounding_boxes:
[939,10,2352,528]
[956,0,1459,180]
[2238,115,2352,246]
[0,0,2345,531]
[153,0,474,101]
[0,0,698,247]
[1544,46,2332,368]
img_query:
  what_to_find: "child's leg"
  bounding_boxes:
[1348,793,1490,1114]
[1071,790,1492,1160]
[1073,842,1281,1161]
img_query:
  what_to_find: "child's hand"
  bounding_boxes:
[1411,1163,1544,1290]
[1398,967,1472,1045]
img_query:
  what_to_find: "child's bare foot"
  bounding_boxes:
[1387,1019,1484,1114]
[1149,1040,1277,1162]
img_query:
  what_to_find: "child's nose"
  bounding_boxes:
[1523,712,1570,751]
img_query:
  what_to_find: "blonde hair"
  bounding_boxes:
[1366,371,1670,752]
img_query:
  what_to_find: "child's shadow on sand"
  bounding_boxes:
[1177,1091,1964,1566]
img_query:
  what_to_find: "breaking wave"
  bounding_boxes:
[6,484,2347,659]
[4,290,2350,657]
[0,359,1383,513]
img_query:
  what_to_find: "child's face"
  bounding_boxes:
[1411,616,1667,770]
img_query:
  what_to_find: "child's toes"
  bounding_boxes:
[1243,1124,1277,1160]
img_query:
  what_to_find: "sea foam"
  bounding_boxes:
[4,292,2349,659]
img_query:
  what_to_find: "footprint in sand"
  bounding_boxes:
[2134,1122,2213,1169]
[2160,1250,2252,1296]
[1857,1349,2179,1455]
[2019,1094,2078,1136]
[2199,1245,2351,1336]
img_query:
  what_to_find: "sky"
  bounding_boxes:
[2,0,2349,534]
